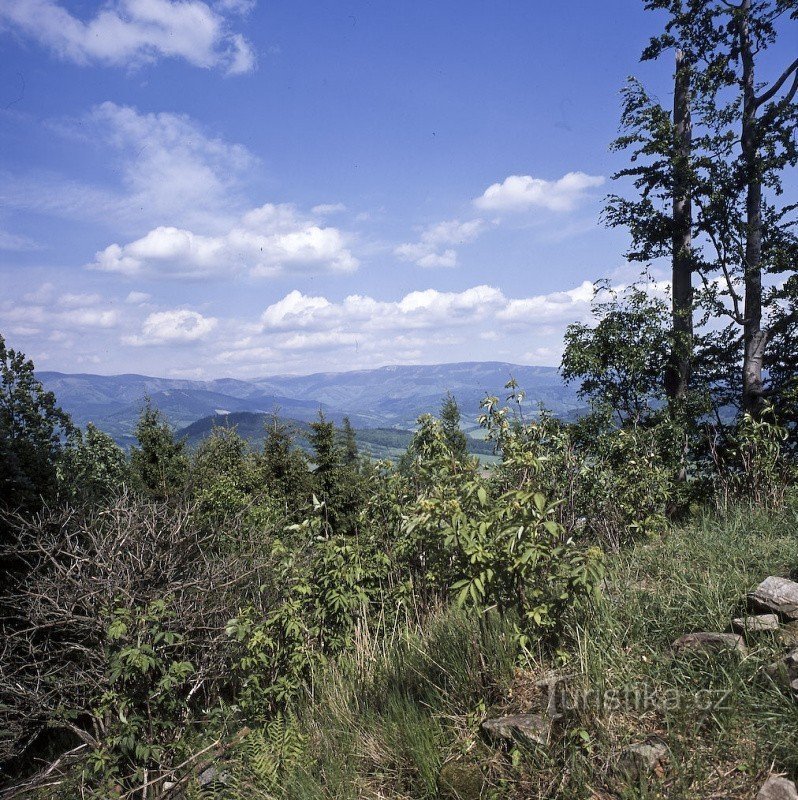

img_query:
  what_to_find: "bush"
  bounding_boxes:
[0,495,276,795]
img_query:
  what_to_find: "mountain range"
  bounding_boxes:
[37,362,585,448]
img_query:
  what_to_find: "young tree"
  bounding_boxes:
[561,281,672,425]
[339,416,359,466]
[129,400,188,501]
[58,423,128,509]
[440,392,469,461]
[258,414,312,517]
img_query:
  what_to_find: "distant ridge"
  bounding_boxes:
[37,361,585,447]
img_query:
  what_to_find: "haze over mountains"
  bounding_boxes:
[38,362,584,448]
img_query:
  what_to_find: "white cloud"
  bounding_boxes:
[58,292,102,307]
[498,280,595,322]
[89,203,358,279]
[395,218,485,268]
[0,0,256,74]
[126,290,152,304]
[125,309,218,345]
[0,229,40,251]
[0,299,119,335]
[474,171,605,212]
[59,308,119,328]
[2,103,257,233]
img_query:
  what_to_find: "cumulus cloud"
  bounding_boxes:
[89,203,358,279]
[0,0,256,74]
[395,218,486,268]
[474,171,605,213]
[207,281,602,374]
[0,298,119,335]
[125,309,218,345]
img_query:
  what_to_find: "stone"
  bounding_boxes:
[732,614,781,634]
[757,775,798,800]
[671,632,747,656]
[197,766,230,787]
[438,761,485,800]
[778,622,798,648]
[535,672,575,720]
[763,648,798,693]
[481,713,550,746]
[618,741,668,779]
[749,577,798,621]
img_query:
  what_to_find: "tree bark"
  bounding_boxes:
[666,48,694,404]
[739,0,768,415]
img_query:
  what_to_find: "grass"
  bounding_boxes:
[211,502,798,800]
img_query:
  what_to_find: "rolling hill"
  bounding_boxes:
[37,362,585,448]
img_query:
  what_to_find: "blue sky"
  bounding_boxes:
[0,1,715,377]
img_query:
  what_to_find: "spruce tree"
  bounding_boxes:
[340,416,359,466]
[129,400,188,501]
[440,392,468,461]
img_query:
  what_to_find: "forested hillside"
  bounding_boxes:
[2,1,798,799]
[37,363,582,447]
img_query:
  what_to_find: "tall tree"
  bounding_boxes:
[643,0,798,414]
[0,334,72,521]
[668,47,694,402]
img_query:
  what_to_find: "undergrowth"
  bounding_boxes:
[204,502,798,800]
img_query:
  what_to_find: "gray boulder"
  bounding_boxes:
[757,775,798,800]
[481,713,550,747]
[618,740,668,779]
[763,647,798,695]
[732,614,780,634]
[749,577,798,621]
[671,632,747,656]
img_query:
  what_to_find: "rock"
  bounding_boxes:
[535,672,575,720]
[757,775,798,800]
[197,766,230,787]
[732,614,781,634]
[763,648,798,693]
[481,713,550,746]
[778,622,798,648]
[671,632,747,656]
[438,761,485,800]
[618,740,668,779]
[749,577,798,621]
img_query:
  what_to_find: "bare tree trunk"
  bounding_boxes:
[667,48,694,405]
[739,0,767,415]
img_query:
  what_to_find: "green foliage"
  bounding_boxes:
[710,410,793,509]
[58,423,128,509]
[440,392,469,462]
[129,400,189,501]
[339,415,359,465]
[257,415,312,520]
[92,599,197,785]
[308,411,364,534]
[0,334,72,518]
[561,280,671,425]
[401,405,603,644]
